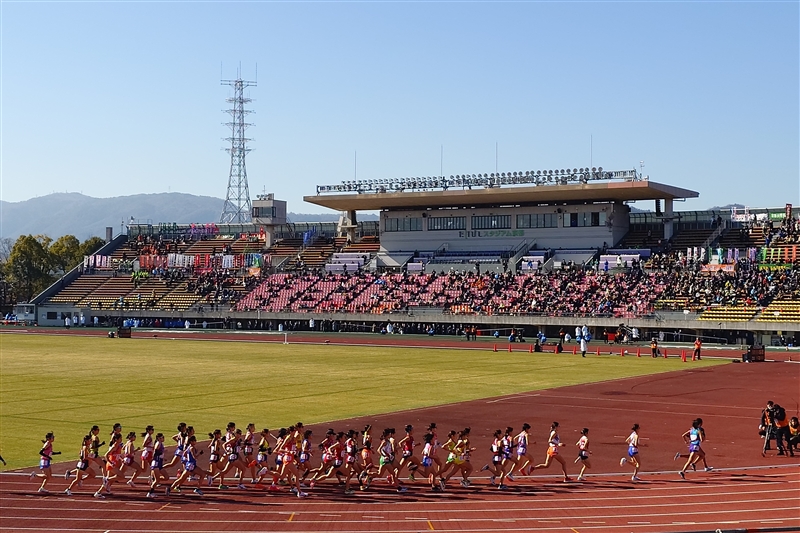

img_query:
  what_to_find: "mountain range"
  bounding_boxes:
[0,193,372,241]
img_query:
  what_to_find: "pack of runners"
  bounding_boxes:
[28,418,719,497]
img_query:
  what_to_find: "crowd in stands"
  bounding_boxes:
[188,271,259,306]
[236,266,670,318]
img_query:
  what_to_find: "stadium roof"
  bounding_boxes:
[304,180,699,212]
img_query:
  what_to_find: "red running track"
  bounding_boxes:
[1,329,799,532]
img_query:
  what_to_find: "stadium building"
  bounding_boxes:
[29,168,799,347]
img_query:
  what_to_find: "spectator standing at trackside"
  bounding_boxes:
[693,338,702,360]
[650,338,659,358]
[580,333,588,358]
[773,404,793,457]
[64,315,71,329]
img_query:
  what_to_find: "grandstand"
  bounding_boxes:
[29,171,799,346]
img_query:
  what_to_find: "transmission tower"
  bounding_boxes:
[220,75,255,224]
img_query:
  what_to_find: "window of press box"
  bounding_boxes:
[385,217,423,232]
[427,216,466,231]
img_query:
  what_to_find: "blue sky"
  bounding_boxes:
[2,1,798,215]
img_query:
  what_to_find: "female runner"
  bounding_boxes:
[94,432,123,498]
[140,426,155,474]
[426,423,443,475]
[163,422,187,470]
[419,432,442,491]
[513,423,536,476]
[343,429,363,494]
[574,428,591,481]
[65,434,95,495]
[620,423,642,481]
[438,430,459,489]
[272,429,308,497]
[311,432,347,488]
[168,435,207,495]
[214,428,249,490]
[674,418,712,472]
[243,423,257,483]
[481,429,504,486]
[396,425,421,481]
[88,425,104,469]
[496,426,517,488]
[118,431,143,487]
[376,428,406,492]
[31,432,60,493]
[678,419,703,479]
[146,433,168,498]
[207,429,223,485]
[308,429,336,481]
[454,427,476,487]
[533,422,571,482]
[358,440,377,491]
[254,429,274,483]
[443,428,474,488]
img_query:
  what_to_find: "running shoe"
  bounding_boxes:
[165,486,171,496]
[480,464,490,472]
[506,473,515,482]
[620,458,627,466]
[678,471,685,479]
[237,483,246,490]
[396,486,408,493]
[438,479,446,491]
[218,484,229,490]
[309,481,316,489]
[673,452,681,461]
[297,491,308,498]
[408,474,415,482]
[93,491,105,499]
[497,484,508,490]
[460,479,470,488]
[126,480,136,488]
[37,487,49,494]
[173,486,181,493]
[64,489,72,496]
[207,475,213,486]
[691,463,696,471]
[344,489,354,495]
[576,476,585,481]
[146,491,155,499]
[268,484,281,492]
[563,477,572,483]
[257,467,268,477]
[704,466,714,472]
[490,475,496,486]
[64,470,71,480]
[631,476,642,482]
[193,488,204,496]
[29,471,36,479]
[365,477,372,490]
[290,487,298,494]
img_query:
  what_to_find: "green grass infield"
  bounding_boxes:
[0,333,724,469]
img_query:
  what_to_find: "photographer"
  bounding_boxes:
[773,404,793,457]
[760,401,775,455]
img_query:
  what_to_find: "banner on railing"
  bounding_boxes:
[138,252,268,271]
[701,264,736,273]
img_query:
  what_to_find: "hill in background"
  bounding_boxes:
[0,193,373,241]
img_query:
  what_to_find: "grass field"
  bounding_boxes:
[0,333,725,469]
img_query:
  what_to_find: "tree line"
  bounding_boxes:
[0,235,106,305]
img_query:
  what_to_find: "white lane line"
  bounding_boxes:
[3,505,797,525]
[362,516,384,519]
[1,492,795,516]
[0,517,798,532]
